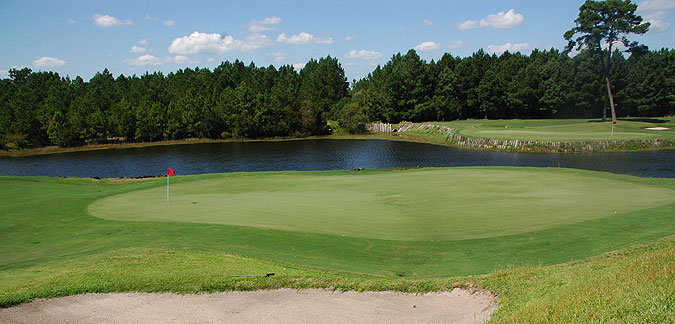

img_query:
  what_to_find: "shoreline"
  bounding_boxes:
[398,124,675,154]
[2,127,674,157]
[0,134,403,158]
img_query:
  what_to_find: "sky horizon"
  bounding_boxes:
[1,0,673,82]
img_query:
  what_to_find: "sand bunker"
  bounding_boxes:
[0,288,497,324]
[645,127,670,130]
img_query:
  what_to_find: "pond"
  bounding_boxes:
[0,139,673,178]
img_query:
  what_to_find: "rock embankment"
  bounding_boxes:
[368,123,675,153]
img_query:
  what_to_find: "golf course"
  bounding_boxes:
[435,118,675,141]
[2,166,674,322]
[395,118,675,153]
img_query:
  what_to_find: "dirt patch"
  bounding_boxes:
[104,176,161,183]
[0,288,497,324]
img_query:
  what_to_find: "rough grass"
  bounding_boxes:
[433,118,675,141]
[482,235,675,323]
[1,236,673,323]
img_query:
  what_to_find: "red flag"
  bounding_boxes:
[168,168,175,176]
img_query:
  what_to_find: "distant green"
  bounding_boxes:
[431,118,675,141]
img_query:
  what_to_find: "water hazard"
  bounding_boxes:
[0,139,672,178]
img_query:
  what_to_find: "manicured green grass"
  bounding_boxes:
[433,118,675,141]
[90,169,672,241]
[2,168,673,279]
[1,168,674,322]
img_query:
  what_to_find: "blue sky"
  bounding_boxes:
[1,0,673,81]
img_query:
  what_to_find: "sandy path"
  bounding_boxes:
[0,288,497,324]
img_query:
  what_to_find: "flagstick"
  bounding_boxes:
[611,122,614,136]
[167,173,170,207]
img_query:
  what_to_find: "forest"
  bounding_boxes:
[1,47,673,148]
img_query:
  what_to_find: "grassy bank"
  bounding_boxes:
[2,234,673,323]
[483,235,675,323]
[401,118,675,153]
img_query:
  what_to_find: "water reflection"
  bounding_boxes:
[0,139,672,178]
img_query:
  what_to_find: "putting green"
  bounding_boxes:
[89,168,674,241]
[434,118,675,141]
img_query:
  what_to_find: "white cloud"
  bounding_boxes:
[266,52,286,62]
[422,19,434,26]
[293,62,306,70]
[314,38,333,45]
[277,32,333,45]
[66,18,75,24]
[32,57,66,68]
[345,35,356,41]
[447,40,465,49]
[638,1,674,33]
[123,55,197,66]
[482,9,524,28]
[164,20,174,26]
[244,33,274,50]
[207,57,215,63]
[345,49,383,60]
[93,13,132,27]
[641,10,671,32]
[172,55,196,64]
[343,62,357,67]
[130,45,146,53]
[459,9,524,30]
[168,31,272,55]
[248,16,282,33]
[138,39,148,45]
[647,19,670,32]
[261,16,282,24]
[458,20,479,30]
[0,70,8,79]
[414,41,441,52]
[487,42,532,54]
[124,55,163,66]
[639,0,675,11]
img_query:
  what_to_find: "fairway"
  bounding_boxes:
[90,168,673,241]
[433,118,675,141]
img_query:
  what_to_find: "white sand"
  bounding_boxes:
[0,288,497,324]
[645,127,670,130]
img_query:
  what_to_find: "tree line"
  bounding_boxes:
[0,57,347,148]
[1,47,673,148]
[340,47,674,132]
